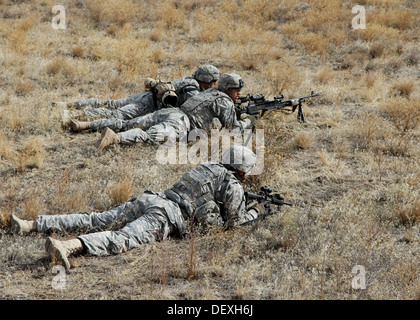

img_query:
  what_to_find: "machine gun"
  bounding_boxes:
[240,186,292,227]
[236,91,320,123]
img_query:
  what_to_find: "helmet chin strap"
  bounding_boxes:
[232,169,246,181]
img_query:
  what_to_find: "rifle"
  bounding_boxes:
[240,186,292,227]
[236,91,320,123]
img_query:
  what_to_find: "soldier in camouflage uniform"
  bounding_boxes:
[180,73,252,131]
[94,107,191,150]
[67,82,191,147]
[10,146,260,270]
[171,64,220,106]
[93,73,253,150]
[67,64,220,122]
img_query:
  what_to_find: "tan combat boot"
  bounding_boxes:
[95,128,121,150]
[10,214,37,235]
[69,119,93,132]
[45,237,84,270]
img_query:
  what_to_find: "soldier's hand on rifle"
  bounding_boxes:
[247,202,265,215]
[240,114,258,125]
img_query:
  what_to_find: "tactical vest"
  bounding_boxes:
[180,88,229,130]
[164,163,236,225]
[171,77,201,106]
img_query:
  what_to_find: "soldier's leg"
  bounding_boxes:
[94,112,161,149]
[90,118,125,131]
[94,109,189,149]
[105,92,146,109]
[146,110,191,143]
[117,128,155,145]
[122,111,161,131]
[73,98,104,109]
[110,103,154,120]
[36,198,145,234]
[117,110,190,145]
[84,103,153,120]
[70,117,133,133]
[88,115,153,132]
[83,107,115,119]
[78,205,175,256]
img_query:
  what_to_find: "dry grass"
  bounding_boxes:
[107,176,135,206]
[0,0,419,301]
[391,79,415,98]
[294,132,314,150]
[16,136,46,172]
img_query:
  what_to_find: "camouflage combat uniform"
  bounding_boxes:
[94,86,251,147]
[164,162,258,228]
[171,76,204,106]
[91,107,190,145]
[77,91,158,120]
[35,163,258,256]
[180,88,251,131]
[37,192,185,256]
[74,76,205,120]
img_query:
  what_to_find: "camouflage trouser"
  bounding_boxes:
[84,103,155,120]
[73,98,104,109]
[75,93,155,120]
[36,193,186,256]
[91,108,191,145]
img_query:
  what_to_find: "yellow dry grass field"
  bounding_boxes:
[0,0,419,300]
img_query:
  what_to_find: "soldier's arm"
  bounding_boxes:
[219,180,258,228]
[212,98,251,131]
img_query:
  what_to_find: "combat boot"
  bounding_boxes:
[69,119,93,132]
[95,128,121,150]
[45,237,83,270]
[10,214,37,235]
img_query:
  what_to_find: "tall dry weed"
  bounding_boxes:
[107,176,135,206]
[112,35,152,80]
[152,0,187,30]
[294,132,314,150]
[395,200,420,226]
[390,79,415,98]
[0,130,17,161]
[259,58,302,95]
[312,67,334,84]
[194,12,224,44]
[381,97,420,155]
[369,8,417,31]
[15,136,46,173]
[352,112,384,150]
[85,0,137,26]
[21,195,45,220]
[8,29,27,53]
[297,33,328,58]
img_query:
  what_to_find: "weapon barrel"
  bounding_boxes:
[245,192,292,206]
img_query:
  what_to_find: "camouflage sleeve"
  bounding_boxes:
[219,179,258,227]
[212,97,251,130]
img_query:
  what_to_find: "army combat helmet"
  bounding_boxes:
[222,145,256,175]
[193,64,221,84]
[217,73,244,91]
